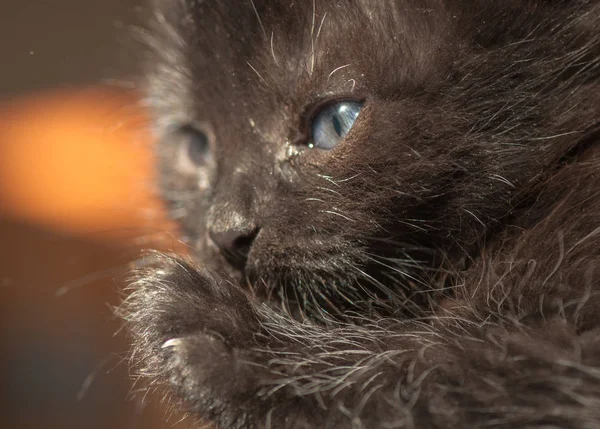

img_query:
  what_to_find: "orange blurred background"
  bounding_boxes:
[1,1,189,428]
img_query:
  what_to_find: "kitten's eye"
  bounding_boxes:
[310,101,363,150]
[173,125,211,172]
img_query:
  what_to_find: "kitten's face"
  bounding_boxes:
[151,0,598,315]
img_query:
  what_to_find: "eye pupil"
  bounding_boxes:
[332,115,343,136]
[310,101,362,150]
[186,130,209,165]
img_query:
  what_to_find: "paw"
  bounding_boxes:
[121,253,260,369]
[160,332,326,429]
[121,253,333,428]
[159,332,265,427]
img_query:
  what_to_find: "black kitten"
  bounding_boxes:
[122,1,600,428]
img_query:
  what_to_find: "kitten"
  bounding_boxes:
[122,1,600,428]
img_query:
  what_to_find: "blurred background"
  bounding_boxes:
[0,1,189,428]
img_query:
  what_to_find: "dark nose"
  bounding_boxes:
[209,225,259,270]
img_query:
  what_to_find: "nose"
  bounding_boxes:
[208,224,259,270]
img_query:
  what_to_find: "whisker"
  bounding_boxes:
[328,63,352,81]
[247,61,267,84]
[56,265,131,297]
[270,31,280,67]
[249,0,268,39]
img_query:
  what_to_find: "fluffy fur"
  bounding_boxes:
[121,1,600,428]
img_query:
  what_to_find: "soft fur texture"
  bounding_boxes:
[121,1,600,428]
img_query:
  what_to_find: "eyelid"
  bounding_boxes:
[302,95,366,127]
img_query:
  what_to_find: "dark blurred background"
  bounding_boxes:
[0,1,189,428]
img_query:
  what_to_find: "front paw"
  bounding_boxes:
[121,253,260,372]
[121,253,312,428]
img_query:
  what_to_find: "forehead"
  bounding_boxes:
[147,0,459,125]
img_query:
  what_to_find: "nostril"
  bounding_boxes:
[209,229,243,251]
[231,233,257,253]
[208,227,259,270]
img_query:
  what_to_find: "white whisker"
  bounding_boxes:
[270,31,280,67]
[247,61,267,83]
[249,0,267,39]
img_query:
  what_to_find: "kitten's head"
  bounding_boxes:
[148,0,599,317]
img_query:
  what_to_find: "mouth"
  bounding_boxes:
[207,233,364,314]
[204,228,445,322]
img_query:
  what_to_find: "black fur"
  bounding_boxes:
[121,1,600,427]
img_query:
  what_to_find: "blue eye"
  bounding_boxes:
[183,128,210,166]
[172,125,212,173]
[310,101,363,150]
